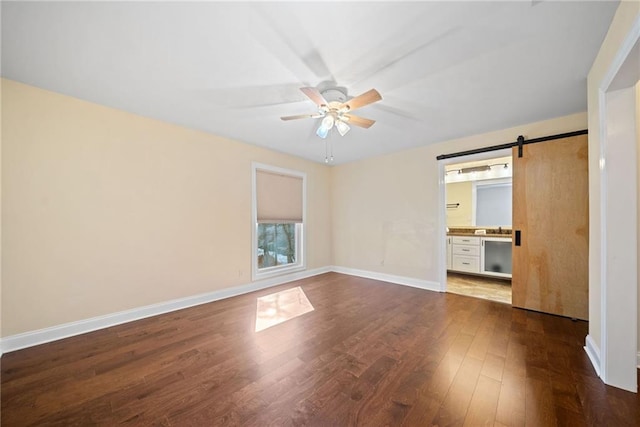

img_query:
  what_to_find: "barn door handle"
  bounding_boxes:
[515,230,521,246]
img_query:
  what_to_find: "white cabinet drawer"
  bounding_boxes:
[452,255,480,273]
[452,236,480,246]
[453,245,480,256]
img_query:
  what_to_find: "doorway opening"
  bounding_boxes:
[443,151,513,304]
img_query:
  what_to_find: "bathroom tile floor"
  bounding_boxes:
[447,272,512,304]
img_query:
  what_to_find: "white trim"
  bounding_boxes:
[637,352,640,369]
[585,334,602,377]
[598,86,609,384]
[1,266,331,355]
[251,162,307,281]
[600,16,640,93]
[595,12,640,390]
[331,265,442,293]
[438,160,448,292]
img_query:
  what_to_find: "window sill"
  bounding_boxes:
[253,264,305,281]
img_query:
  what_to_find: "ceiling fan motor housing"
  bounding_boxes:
[320,88,348,104]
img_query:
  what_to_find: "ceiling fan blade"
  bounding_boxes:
[342,114,376,128]
[280,113,322,121]
[300,87,328,107]
[343,89,382,111]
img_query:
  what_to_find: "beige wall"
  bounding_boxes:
[1,79,332,336]
[587,0,640,354]
[0,77,594,340]
[446,182,473,226]
[332,112,587,282]
[637,81,640,353]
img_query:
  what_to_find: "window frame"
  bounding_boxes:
[251,162,306,281]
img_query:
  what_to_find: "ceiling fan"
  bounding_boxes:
[281,87,382,138]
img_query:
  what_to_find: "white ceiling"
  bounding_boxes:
[1,1,618,165]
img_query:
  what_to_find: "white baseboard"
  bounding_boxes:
[584,334,602,377]
[0,266,444,355]
[331,265,443,293]
[1,266,332,355]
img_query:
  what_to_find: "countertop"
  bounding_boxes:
[447,232,512,238]
[447,227,512,238]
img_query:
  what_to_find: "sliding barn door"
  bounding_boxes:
[512,134,589,320]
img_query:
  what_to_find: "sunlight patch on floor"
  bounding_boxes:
[255,286,314,332]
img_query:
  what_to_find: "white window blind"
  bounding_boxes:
[256,169,303,223]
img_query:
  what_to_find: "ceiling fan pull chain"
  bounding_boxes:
[325,140,329,164]
[330,140,334,163]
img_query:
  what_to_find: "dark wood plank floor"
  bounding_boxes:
[2,272,638,426]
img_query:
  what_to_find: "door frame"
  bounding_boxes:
[593,15,640,392]
[438,149,512,292]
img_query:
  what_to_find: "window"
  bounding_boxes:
[252,163,305,280]
[257,223,298,268]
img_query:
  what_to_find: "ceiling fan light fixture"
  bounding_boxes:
[316,124,330,139]
[281,87,382,155]
[336,120,350,136]
[321,114,335,130]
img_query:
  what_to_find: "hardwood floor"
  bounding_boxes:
[2,272,638,426]
[447,272,512,305]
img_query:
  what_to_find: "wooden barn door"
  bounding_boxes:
[511,134,589,320]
